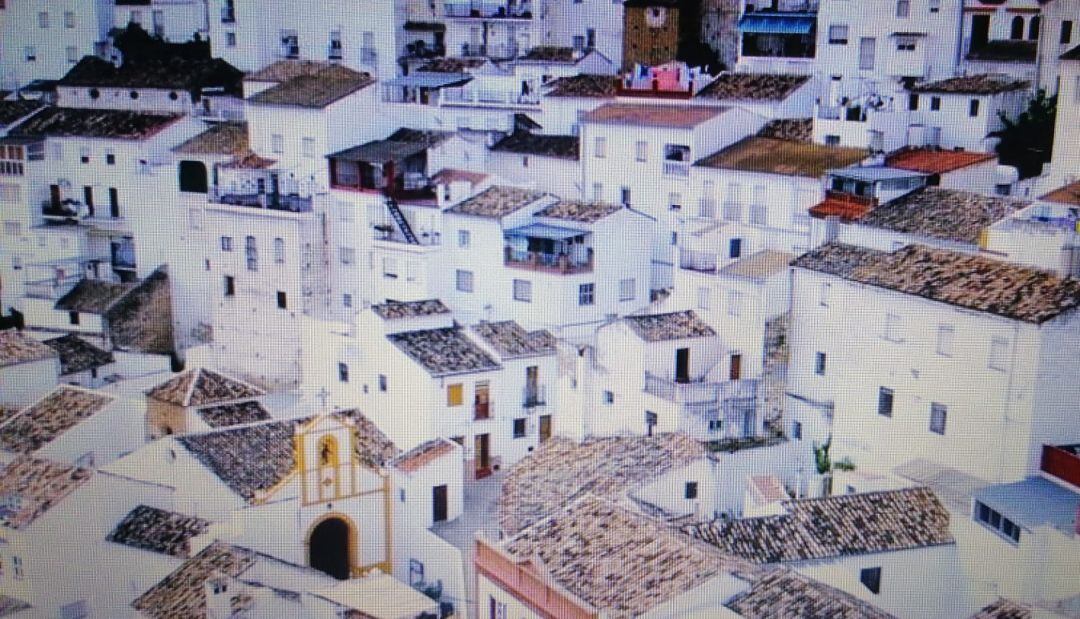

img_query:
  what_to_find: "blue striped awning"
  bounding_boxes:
[738,13,815,35]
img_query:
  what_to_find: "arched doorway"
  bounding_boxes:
[308,517,351,580]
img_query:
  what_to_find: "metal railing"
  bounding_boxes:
[663,161,690,177]
[441,87,538,106]
[504,248,593,274]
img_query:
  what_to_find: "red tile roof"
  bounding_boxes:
[1040,181,1080,207]
[886,148,995,174]
[808,191,875,222]
[582,103,726,128]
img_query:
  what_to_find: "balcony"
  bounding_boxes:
[460,42,519,59]
[663,161,690,177]
[440,86,538,107]
[523,385,546,409]
[645,372,760,440]
[211,189,313,213]
[504,248,593,274]
[444,1,533,19]
[679,249,718,273]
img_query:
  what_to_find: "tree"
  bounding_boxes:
[990,89,1057,179]
[813,437,832,475]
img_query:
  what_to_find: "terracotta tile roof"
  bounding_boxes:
[9,107,181,140]
[172,121,249,155]
[521,46,577,62]
[748,475,789,504]
[490,131,579,159]
[682,487,953,563]
[499,434,707,535]
[794,243,1080,323]
[131,541,258,618]
[697,136,867,177]
[388,327,501,377]
[417,57,487,73]
[858,187,1028,244]
[720,250,793,281]
[42,334,113,375]
[809,191,876,222]
[0,100,44,126]
[969,598,1032,619]
[1040,180,1080,207]
[196,401,271,428]
[537,200,623,223]
[0,456,92,529]
[107,505,211,558]
[446,185,549,219]
[696,73,810,101]
[726,569,896,619]
[885,148,996,174]
[103,266,174,355]
[219,152,276,169]
[247,62,373,108]
[431,168,488,185]
[470,321,556,359]
[394,438,457,473]
[624,310,716,341]
[756,117,812,142]
[0,330,58,368]
[332,409,400,469]
[54,279,135,314]
[146,368,265,407]
[0,595,32,616]
[544,74,620,98]
[176,417,309,503]
[58,55,242,94]
[501,495,728,618]
[0,386,114,453]
[582,103,726,128]
[371,299,451,320]
[910,74,1030,94]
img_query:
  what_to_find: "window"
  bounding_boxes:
[708,419,722,432]
[25,46,37,62]
[929,402,947,435]
[814,352,826,375]
[1028,16,1040,41]
[458,230,470,247]
[226,32,237,47]
[669,192,682,211]
[456,269,473,292]
[275,238,286,263]
[578,283,595,305]
[749,203,767,226]
[896,35,917,52]
[221,236,233,251]
[80,147,91,164]
[697,287,709,310]
[930,96,941,111]
[908,93,919,111]
[378,374,387,392]
[271,134,284,154]
[858,37,876,70]
[1062,21,1074,45]
[66,46,78,63]
[339,247,354,265]
[342,293,353,308]
[969,99,980,117]
[792,420,802,440]
[684,481,698,499]
[489,597,507,619]
[69,311,80,325]
[301,137,316,158]
[634,140,647,162]
[828,24,849,45]
[936,325,954,356]
[884,313,901,341]
[929,0,940,12]
[591,182,603,202]
[245,235,257,271]
[602,390,614,404]
[64,11,75,27]
[594,136,606,158]
[38,11,49,28]
[620,186,631,206]
[338,362,349,383]
[447,384,463,406]
[276,291,287,309]
[1010,16,1024,40]
[619,278,635,302]
[860,567,882,594]
[974,501,1021,543]
[895,0,909,17]
[224,276,235,296]
[729,238,742,259]
[12,556,23,580]
[513,418,526,438]
[989,337,1009,371]
[104,151,116,166]
[513,279,532,302]
[878,387,894,417]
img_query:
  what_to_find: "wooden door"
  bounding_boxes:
[539,415,551,442]
[729,353,742,381]
[474,433,490,476]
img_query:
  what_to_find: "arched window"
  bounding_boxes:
[178,160,208,193]
[318,435,339,468]
[1028,16,1040,41]
[1010,16,1025,40]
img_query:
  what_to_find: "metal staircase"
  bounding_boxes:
[385,197,419,244]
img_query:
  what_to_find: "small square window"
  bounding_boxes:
[814,352,826,375]
[602,390,614,404]
[68,311,80,325]
[458,230,470,247]
[513,279,531,302]
[337,362,349,383]
[301,137,316,158]
[39,11,49,28]
[221,236,233,251]
[66,46,78,63]
[578,283,595,306]
[878,387,894,417]
[594,136,606,158]
[619,278,635,302]
[378,374,387,392]
[342,293,353,308]
[25,46,37,62]
[860,567,882,594]
[684,481,698,499]
[456,269,474,293]
[339,247,355,265]
[989,337,1009,371]
[64,11,75,28]
[105,152,116,165]
[792,421,802,440]
[969,99,980,117]
[271,134,284,154]
[226,32,237,47]
[908,94,919,111]
[936,325,954,356]
[828,24,849,45]
[930,402,947,435]
[930,96,941,111]
[634,140,647,162]
[513,418,526,438]
[447,383,463,406]
[276,291,287,309]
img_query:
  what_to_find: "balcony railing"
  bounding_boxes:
[444,1,533,19]
[663,161,690,177]
[211,189,313,213]
[441,87,538,106]
[679,249,717,273]
[644,372,758,405]
[523,385,546,408]
[504,248,593,274]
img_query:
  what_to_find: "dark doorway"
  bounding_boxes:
[729,353,742,381]
[309,517,351,580]
[474,433,490,477]
[178,160,209,193]
[539,415,552,442]
[108,188,120,218]
[433,485,448,522]
[971,15,990,49]
[675,348,690,383]
[49,184,61,208]
[83,186,94,215]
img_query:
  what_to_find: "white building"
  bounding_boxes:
[205,0,400,80]
[787,242,1080,485]
[983,185,1080,277]
[960,0,1041,82]
[536,0,624,69]
[440,0,539,62]
[112,0,209,43]
[734,9,818,76]
[0,0,113,90]
[0,330,61,407]
[442,186,654,333]
[41,333,116,387]
[1047,47,1080,187]
[538,73,619,135]
[1034,0,1080,94]
[487,131,580,198]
